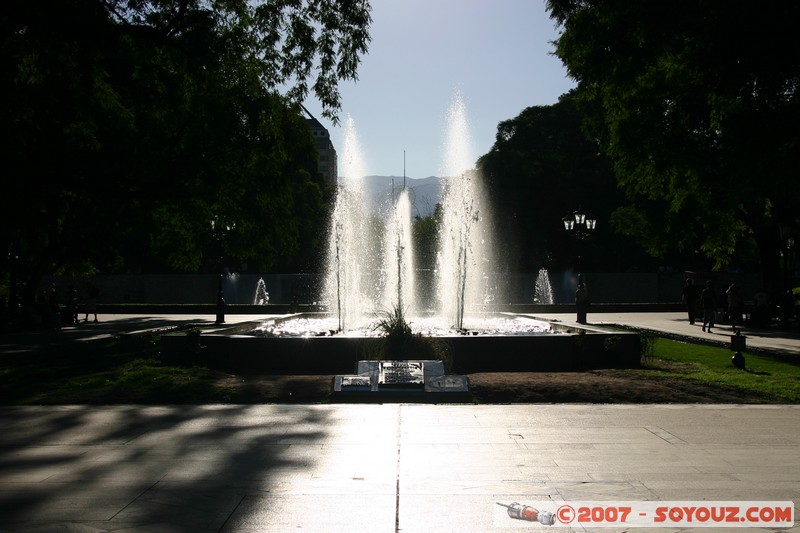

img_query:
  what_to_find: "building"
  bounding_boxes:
[302,105,337,184]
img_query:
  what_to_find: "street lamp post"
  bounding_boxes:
[778,223,795,326]
[211,219,235,324]
[562,209,597,284]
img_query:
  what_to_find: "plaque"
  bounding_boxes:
[332,374,373,392]
[425,375,469,393]
[341,376,371,388]
[378,360,424,387]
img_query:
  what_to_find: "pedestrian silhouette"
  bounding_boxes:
[726,282,744,334]
[84,281,99,323]
[575,282,589,324]
[682,278,699,325]
[701,280,716,333]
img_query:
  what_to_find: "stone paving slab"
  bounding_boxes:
[0,404,798,532]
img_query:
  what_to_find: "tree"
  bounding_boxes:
[1,0,372,310]
[477,95,647,274]
[547,0,800,291]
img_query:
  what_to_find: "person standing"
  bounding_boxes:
[47,283,61,329]
[682,278,699,325]
[701,280,716,333]
[575,282,589,324]
[66,285,80,325]
[84,281,99,323]
[726,282,744,334]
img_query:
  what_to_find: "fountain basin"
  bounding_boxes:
[160,314,641,374]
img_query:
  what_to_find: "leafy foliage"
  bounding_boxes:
[1,0,372,302]
[547,0,800,282]
[477,95,650,272]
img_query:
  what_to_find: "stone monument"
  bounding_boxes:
[332,359,469,402]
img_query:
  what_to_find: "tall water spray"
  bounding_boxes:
[380,186,417,315]
[323,116,377,331]
[436,92,495,329]
[324,95,495,332]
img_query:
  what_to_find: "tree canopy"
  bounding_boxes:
[547,0,800,286]
[1,0,372,304]
[478,94,651,274]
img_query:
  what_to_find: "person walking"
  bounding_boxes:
[575,282,589,324]
[701,280,716,333]
[682,278,700,325]
[84,281,99,323]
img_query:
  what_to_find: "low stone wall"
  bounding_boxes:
[160,322,641,374]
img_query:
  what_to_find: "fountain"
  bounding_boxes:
[253,278,269,305]
[161,93,641,379]
[321,116,396,331]
[534,268,554,305]
[324,92,496,332]
[380,186,418,316]
[436,92,495,329]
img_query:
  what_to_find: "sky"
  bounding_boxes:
[301,0,576,179]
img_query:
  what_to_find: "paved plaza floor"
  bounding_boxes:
[0,404,799,532]
[0,312,798,531]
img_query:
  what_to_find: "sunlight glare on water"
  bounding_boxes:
[253,315,554,338]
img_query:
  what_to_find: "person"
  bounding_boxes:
[780,290,795,328]
[47,283,61,329]
[700,280,716,333]
[718,286,730,323]
[681,278,699,325]
[575,282,589,324]
[65,285,80,325]
[726,282,744,334]
[84,281,99,323]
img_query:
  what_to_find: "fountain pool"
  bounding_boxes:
[160,92,641,377]
[160,311,640,374]
[250,314,554,338]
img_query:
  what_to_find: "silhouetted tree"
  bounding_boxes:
[547,0,800,290]
[1,0,372,305]
[478,95,649,273]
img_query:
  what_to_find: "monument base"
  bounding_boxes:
[332,360,470,403]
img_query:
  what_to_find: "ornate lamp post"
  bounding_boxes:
[779,223,795,326]
[562,209,597,284]
[7,232,19,323]
[211,218,235,324]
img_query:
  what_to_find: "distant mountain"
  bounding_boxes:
[359,175,443,218]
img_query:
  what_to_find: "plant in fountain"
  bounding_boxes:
[369,305,454,372]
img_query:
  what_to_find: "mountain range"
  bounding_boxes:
[357,175,443,218]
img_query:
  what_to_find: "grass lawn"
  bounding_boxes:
[641,336,800,402]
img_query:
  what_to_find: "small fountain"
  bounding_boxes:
[534,268,554,305]
[253,278,269,305]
